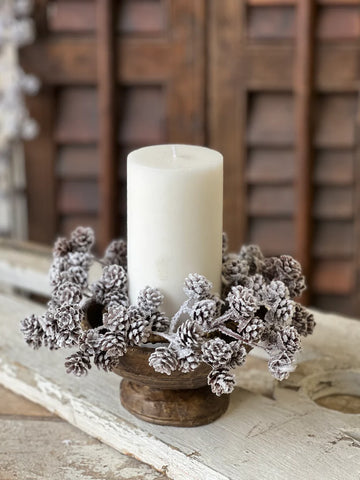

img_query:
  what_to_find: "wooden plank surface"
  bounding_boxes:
[1,293,360,479]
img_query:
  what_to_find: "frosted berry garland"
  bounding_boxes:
[20,227,315,396]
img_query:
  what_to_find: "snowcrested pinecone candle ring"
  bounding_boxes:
[20,228,315,427]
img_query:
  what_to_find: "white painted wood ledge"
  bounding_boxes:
[0,243,359,479]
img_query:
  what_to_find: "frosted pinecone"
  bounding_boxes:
[276,255,306,298]
[20,314,44,349]
[227,286,258,319]
[61,266,88,289]
[222,253,249,284]
[90,280,106,304]
[222,232,228,257]
[49,257,69,287]
[291,303,315,336]
[177,319,202,348]
[103,239,127,267]
[98,331,127,356]
[278,326,301,357]
[191,299,217,331]
[201,338,233,367]
[183,273,212,299]
[208,368,235,396]
[56,327,81,348]
[94,350,119,372]
[268,352,294,381]
[178,353,200,373]
[148,311,170,333]
[103,305,129,332]
[127,306,150,345]
[53,237,71,257]
[102,265,127,291]
[67,251,92,269]
[262,256,281,281]
[103,289,129,308]
[228,341,247,368]
[265,280,289,306]
[239,244,264,275]
[137,287,164,315]
[70,226,94,252]
[65,352,91,376]
[149,346,178,375]
[79,329,101,356]
[271,298,295,325]
[244,274,267,301]
[53,281,82,305]
[54,304,81,330]
[241,317,265,342]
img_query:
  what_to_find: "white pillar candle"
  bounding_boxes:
[127,144,223,317]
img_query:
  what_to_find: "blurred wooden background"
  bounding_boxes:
[19,0,360,316]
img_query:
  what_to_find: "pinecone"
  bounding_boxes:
[227,286,258,319]
[228,341,247,368]
[291,303,315,336]
[56,327,81,348]
[103,305,129,332]
[222,253,249,284]
[262,256,281,281]
[53,237,71,257]
[103,239,127,267]
[79,329,101,356]
[67,251,92,269]
[137,286,164,314]
[239,244,264,275]
[54,304,81,330]
[53,281,82,305]
[276,255,306,298]
[191,299,217,331]
[103,289,129,308]
[94,350,119,372]
[244,274,267,301]
[149,346,178,375]
[177,319,202,348]
[102,265,127,291]
[178,353,200,373]
[201,338,233,367]
[278,326,301,357]
[49,257,69,287]
[207,368,235,396]
[183,273,212,299]
[62,266,88,289]
[70,226,94,252]
[20,314,44,349]
[127,306,150,345]
[98,331,127,356]
[241,317,265,342]
[148,311,170,333]
[90,280,106,304]
[265,280,289,306]
[65,352,91,376]
[268,352,294,381]
[271,298,295,325]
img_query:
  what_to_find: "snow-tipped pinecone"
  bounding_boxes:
[207,368,235,396]
[191,299,217,331]
[56,327,81,348]
[79,329,101,356]
[268,352,294,381]
[183,273,212,299]
[277,326,301,357]
[102,265,127,291]
[149,346,178,375]
[227,286,258,319]
[201,338,233,367]
[244,274,267,301]
[49,257,69,287]
[241,317,265,342]
[53,281,82,305]
[61,266,88,289]
[148,311,170,333]
[228,341,247,368]
[178,353,200,373]
[90,280,106,304]
[67,251,92,269]
[222,232,228,257]
[291,303,315,336]
[127,306,150,345]
[53,237,71,257]
[239,244,264,275]
[20,314,44,349]
[222,253,249,284]
[104,290,129,308]
[265,280,289,306]
[276,255,306,297]
[94,350,119,372]
[103,305,129,332]
[70,226,94,252]
[137,286,164,315]
[103,239,127,267]
[271,298,295,325]
[177,319,202,348]
[98,331,127,356]
[65,352,91,376]
[54,304,81,330]
[262,256,281,280]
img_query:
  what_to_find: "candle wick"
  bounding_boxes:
[171,145,177,160]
